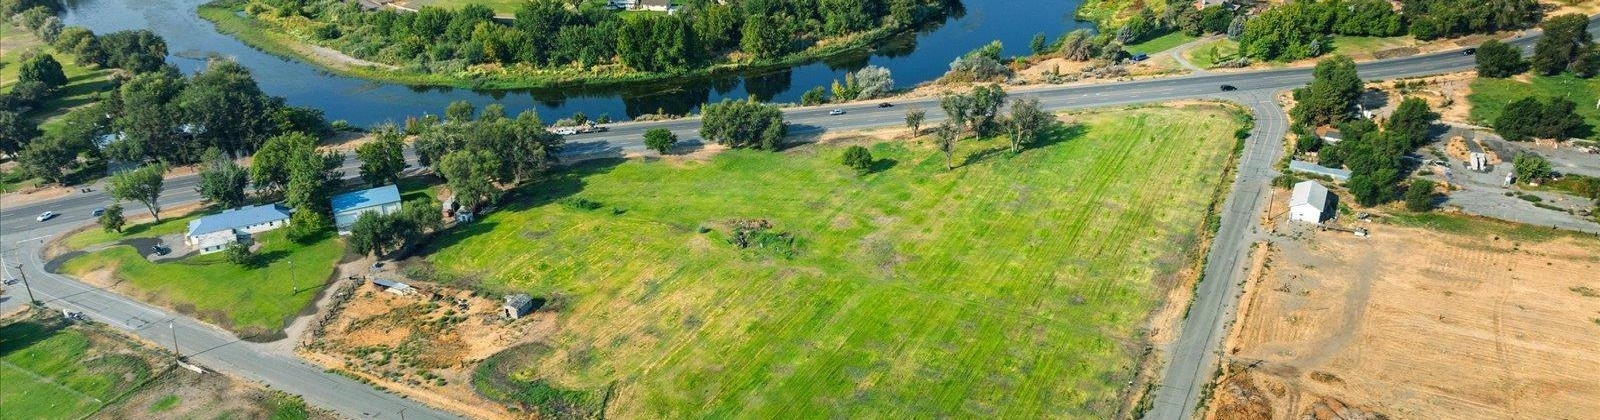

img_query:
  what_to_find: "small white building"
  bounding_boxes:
[331,185,402,235]
[185,204,292,254]
[1289,181,1331,224]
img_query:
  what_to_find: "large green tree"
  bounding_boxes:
[107,163,167,221]
[17,53,67,89]
[699,99,786,150]
[1531,14,1594,75]
[1474,39,1526,78]
[197,148,250,208]
[1004,97,1053,153]
[18,135,76,184]
[114,70,187,163]
[438,148,501,212]
[643,128,678,155]
[1292,55,1362,126]
[1385,97,1439,149]
[0,110,40,155]
[178,59,276,155]
[356,128,406,187]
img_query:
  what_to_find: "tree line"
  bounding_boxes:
[1291,55,1441,207]
[1239,0,1541,62]
[247,0,955,77]
[1473,14,1595,142]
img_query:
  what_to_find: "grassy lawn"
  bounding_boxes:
[1186,38,1239,69]
[1329,35,1416,57]
[1126,32,1197,55]
[423,105,1242,417]
[61,212,206,250]
[1468,74,1600,128]
[395,0,533,15]
[58,230,345,337]
[0,315,154,420]
[0,23,115,122]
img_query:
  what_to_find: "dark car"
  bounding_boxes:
[1461,48,1476,56]
[92,208,105,217]
[877,102,894,108]
[1220,84,1238,92]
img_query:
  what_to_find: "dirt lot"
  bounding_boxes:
[1209,215,1600,419]
[300,281,554,419]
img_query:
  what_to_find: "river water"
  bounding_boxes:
[60,0,1089,125]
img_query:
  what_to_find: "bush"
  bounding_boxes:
[1475,39,1526,78]
[224,241,254,266]
[1404,179,1436,212]
[840,145,872,175]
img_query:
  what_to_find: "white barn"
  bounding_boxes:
[1289,180,1331,224]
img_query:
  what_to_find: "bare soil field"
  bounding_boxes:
[300,281,554,419]
[1209,215,1600,419]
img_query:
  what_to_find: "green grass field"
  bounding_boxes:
[0,316,153,420]
[0,23,115,122]
[1467,74,1600,128]
[1185,38,1239,69]
[1126,32,1197,55]
[61,212,206,250]
[58,230,345,337]
[1329,35,1416,57]
[422,105,1242,417]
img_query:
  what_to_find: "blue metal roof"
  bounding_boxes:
[186,204,291,236]
[1289,160,1352,181]
[331,185,401,214]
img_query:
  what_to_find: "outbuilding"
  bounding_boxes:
[331,185,402,235]
[503,294,535,319]
[1289,180,1332,224]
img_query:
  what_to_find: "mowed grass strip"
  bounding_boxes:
[58,230,344,336]
[0,318,153,420]
[425,105,1241,417]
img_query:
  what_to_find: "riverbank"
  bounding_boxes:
[197,0,953,91]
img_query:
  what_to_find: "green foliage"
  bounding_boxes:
[1386,97,1439,149]
[1513,153,1552,183]
[17,134,76,184]
[181,59,277,154]
[356,128,406,186]
[107,163,166,221]
[348,210,416,257]
[99,204,125,233]
[1475,39,1526,78]
[699,99,786,150]
[840,145,872,175]
[0,110,37,155]
[286,209,331,243]
[904,107,926,137]
[1291,55,1362,126]
[1004,97,1054,153]
[1030,32,1049,55]
[1530,14,1594,76]
[800,86,827,105]
[643,128,678,155]
[1494,97,1583,141]
[224,241,254,266]
[439,149,502,211]
[197,148,250,208]
[281,132,344,215]
[18,53,67,88]
[1404,179,1437,212]
[1402,0,1540,40]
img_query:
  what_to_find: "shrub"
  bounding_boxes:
[1404,179,1437,212]
[840,145,872,175]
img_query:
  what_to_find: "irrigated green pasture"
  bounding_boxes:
[426,105,1242,417]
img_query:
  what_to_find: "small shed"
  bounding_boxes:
[370,278,413,295]
[1289,181,1331,224]
[1288,160,1352,182]
[503,294,535,319]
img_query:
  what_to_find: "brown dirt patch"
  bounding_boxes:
[300,281,554,420]
[1213,220,1600,419]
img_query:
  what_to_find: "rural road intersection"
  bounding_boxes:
[2,16,1596,419]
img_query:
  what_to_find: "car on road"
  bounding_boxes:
[3,278,16,285]
[877,102,893,108]
[1461,48,1476,55]
[1219,84,1238,92]
[828,109,846,115]
[36,211,55,222]
[92,207,105,216]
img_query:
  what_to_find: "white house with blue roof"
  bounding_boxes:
[185,204,292,254]
[332,185,402,234]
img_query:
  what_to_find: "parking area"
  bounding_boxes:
[1424,126,1600,233]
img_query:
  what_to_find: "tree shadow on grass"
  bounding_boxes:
[0,317,65,359]
[867,158,899,174]
[957,123,1085,167]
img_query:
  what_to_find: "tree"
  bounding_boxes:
[801,86,827,105]
[348,211,403,258]
[740,15,787,60]
[1030,32,1049,54]
[17,53,66,89]
[1404,179,1437,212]
[445,100,476,123]
[1531,14,1593,75]
[1385,97,1438,148]
[841,145,872,175]
[934,122,959,171]
[699,99,786,150]
[251,132,299,192]
[967,84,1008,137]
[1495,97,1582,141]
[197,148,249,208]
[904,107,926,137]
[852,66,894,99]
[1513,153,1552,184]
[224,241,253,266]
[99,204,125,233]
[643,128,677,155]
[1475,39,1526,78]
[284,135,344,216]
[356,128,406,186]
[107,163,166,221]
[438,149,502,212]
[179,59,275,155]
[1004,97,1053,153]
[0,110,37,155]
[940,93,972,133]
[17,135,76,184]
[1292,55,1362,126]
[114,70,186,163]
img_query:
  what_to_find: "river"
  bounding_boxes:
[59,0,1090,125]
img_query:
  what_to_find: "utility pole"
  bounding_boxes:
[13,264,37,305]
[169,320,180,359]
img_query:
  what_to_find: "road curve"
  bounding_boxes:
[1,16,1594,420]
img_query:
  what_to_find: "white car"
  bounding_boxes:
[36,211,56,222]
[828,109,846,116]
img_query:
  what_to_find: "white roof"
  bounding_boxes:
[1290,180,1330,211]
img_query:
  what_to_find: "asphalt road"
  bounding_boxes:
[1,16,1594,420]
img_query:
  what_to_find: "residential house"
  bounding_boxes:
[331,185,402,234]
[185,204,291,254]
